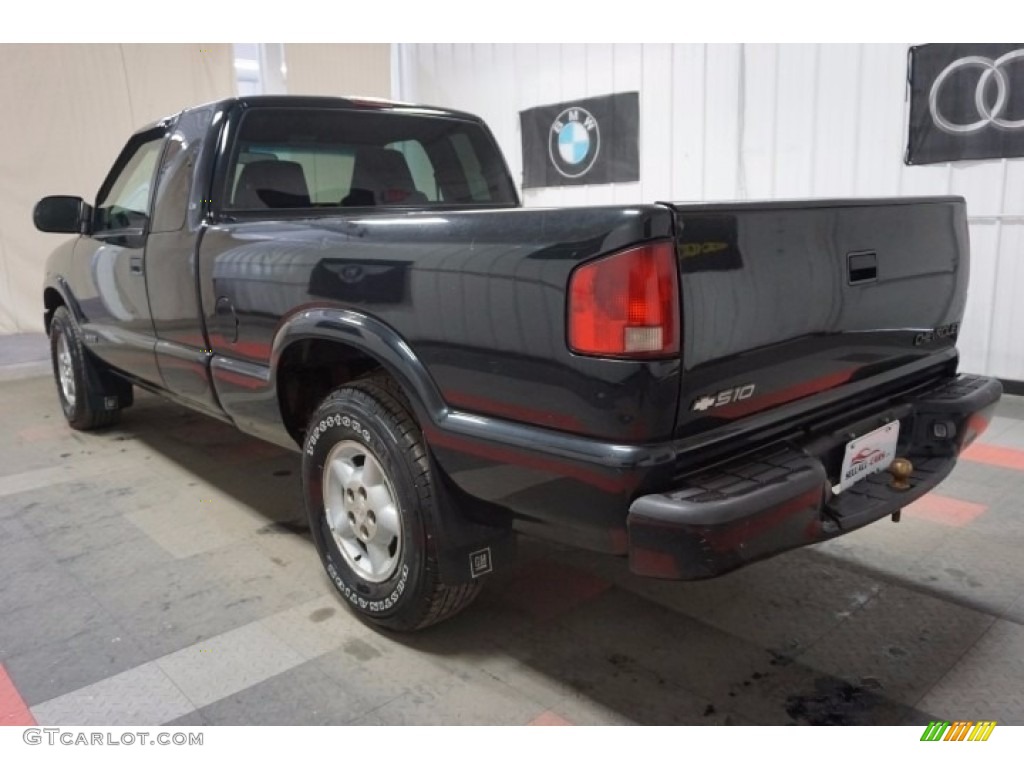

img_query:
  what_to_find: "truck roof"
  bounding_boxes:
[138,94,484,134]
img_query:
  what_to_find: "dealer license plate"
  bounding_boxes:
[834,421,900,494]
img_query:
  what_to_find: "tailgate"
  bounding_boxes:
[667,197,969,437]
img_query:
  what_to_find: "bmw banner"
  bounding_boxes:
[907,43,1024,164]
[519,92,639,187]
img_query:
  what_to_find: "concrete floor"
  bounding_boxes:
[1,342,1023,725]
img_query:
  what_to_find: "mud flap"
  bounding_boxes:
[81,347,133,412]
[428,456,517,585]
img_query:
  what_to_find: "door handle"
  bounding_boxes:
[129,256,143,275]
[215,297,239,344]
[847,251,877,284]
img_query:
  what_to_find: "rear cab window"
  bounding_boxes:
[221,106,518,213]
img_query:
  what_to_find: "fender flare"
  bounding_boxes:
[269,307,515,584]
[270,307,512,581]
[44,276,87,332]
[269,307,448,429]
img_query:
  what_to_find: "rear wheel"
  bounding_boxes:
[302,373,480,631]
[49,306,124,430]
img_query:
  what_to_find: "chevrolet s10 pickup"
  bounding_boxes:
[34,95,1001,630]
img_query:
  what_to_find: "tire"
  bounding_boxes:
[49,306,122,430]
[302,372,480,631]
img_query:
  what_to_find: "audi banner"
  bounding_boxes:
[907,43,1024,165]
[519,92,639,188]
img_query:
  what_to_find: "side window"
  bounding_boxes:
[149,131,189,233]
[151,109,214,233]
[94,136,165,232]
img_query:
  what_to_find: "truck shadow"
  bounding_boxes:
[388,548,941,726]
[119,395,308,533]
[117,394,951,726]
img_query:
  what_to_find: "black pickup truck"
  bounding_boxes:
[34,95,1001,630]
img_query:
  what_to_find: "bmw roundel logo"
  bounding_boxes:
[339,264,364,283]
[548,106,600,178]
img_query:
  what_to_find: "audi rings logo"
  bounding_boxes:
[929,49,1024,134]
[549,107,600,178]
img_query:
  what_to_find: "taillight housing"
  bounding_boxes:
[568,240,680,358]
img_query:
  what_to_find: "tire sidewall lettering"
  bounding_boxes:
[326,559,409,613]
[306,415,371,456]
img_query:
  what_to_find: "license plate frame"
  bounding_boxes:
[834,421,900,494]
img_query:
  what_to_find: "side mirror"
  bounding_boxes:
[33,196,91,234]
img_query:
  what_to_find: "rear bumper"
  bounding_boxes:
[627,374,1002,580]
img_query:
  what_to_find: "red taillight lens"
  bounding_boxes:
[568,241,680,358]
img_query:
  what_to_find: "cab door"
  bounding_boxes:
[145,105,225,417]
[74,127,167,384]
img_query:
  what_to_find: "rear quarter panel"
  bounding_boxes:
[199,206,680,443]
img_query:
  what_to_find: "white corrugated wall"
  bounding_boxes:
[394,43,1024,381]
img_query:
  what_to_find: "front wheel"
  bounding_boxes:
[302,373,480,631]
[49,306,123,430]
